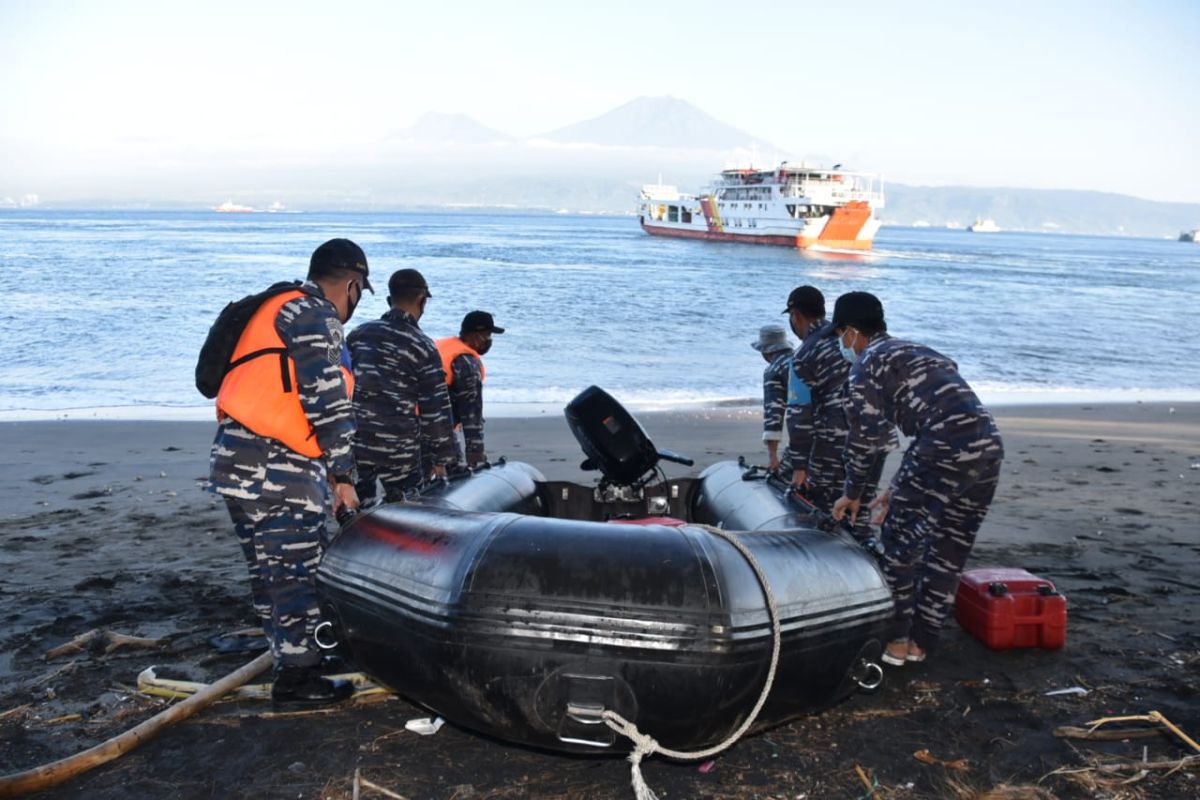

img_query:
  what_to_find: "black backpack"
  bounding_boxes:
[195,281,303,398]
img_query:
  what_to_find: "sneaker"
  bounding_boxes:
[881,639,910,666]
[906,642,927,663]
[271,666,354,710]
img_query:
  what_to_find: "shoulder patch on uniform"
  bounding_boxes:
[325,318,344,365]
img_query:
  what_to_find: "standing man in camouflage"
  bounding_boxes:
[830,292,1004,666]
[348,269,457,504]
[436,310,504,467]
[751,324,794,472]
[208,238,368,708]
[784,285,893,524]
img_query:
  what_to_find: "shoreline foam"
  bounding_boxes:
[3,386,1200,422]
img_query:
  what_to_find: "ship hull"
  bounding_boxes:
[641,221,875,251]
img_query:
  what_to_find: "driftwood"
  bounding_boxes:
[354,769,411,800]
[45,628,165,660]
[0,651,272,798]
[1055,725,1166,741]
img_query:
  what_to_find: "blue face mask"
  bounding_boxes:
[838,330,859,364]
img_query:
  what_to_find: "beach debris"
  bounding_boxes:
[29,659,79,687]
[353,769,411,800]
[45,628,165,660]
[1080,710,1200,754]
[0,705,32,723]
[0,651,272,797]
[853,764,880,799]
[1054,725,1166,742]
[1045,686,1090,697]
[41,713,83,726]
[404,715,444,736]
[137,666,387,703]
[913,748,970,771]
[697,759,716,773]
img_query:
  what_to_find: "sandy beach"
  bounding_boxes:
[1,402,1198,799]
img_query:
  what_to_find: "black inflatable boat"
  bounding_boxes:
[316,387,892,753]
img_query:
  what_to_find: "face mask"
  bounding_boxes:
[343,282,361,323]
[475,339,492,356]
[838,329,859,365]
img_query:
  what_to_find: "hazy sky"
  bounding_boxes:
[2,0,1198,203]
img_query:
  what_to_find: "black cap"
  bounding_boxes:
[828,291,885,334]
[782,285,825,316]
[460,310,505,335]
[310,238,373,292]
[387,268,431,299]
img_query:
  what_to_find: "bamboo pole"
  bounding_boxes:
[0,651,272,798]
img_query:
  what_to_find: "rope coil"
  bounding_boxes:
[601,524,783,800]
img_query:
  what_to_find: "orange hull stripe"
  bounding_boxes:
[818,201,872,243]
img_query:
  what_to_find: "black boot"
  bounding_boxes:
[271,665,354,710]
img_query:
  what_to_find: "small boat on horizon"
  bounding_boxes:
[1180,228,1199,243]
[638,162,885,251]
[968,217,1001,233]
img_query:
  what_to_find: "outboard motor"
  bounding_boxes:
[564,385,693,488]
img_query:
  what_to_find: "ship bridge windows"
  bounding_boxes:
[787,204,822,219]
[681,207,692,223]
[668,205,679,223]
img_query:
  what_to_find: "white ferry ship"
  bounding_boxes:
[214,200,255,213]
[967,217,1001,233]
[638,163,884,250]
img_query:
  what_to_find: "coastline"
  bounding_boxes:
[1,401,1197,798]
[3,387,1200,423]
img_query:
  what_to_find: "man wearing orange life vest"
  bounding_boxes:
[208,238,368,709]
[436,310,504,467]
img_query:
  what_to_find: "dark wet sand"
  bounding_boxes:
[1,402,1198,798]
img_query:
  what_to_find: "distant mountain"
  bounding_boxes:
[884,184,1200,238]
[540,96,776,151]
[390,112,511,144]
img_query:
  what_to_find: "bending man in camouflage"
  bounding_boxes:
[751,323,794,472]
[348,269,457,504]
[784,285,891,527]
[208,238,367,708]
[830,292,1004,666]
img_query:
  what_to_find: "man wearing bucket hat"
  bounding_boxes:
[829,291,1004,667]
[751,323,795,472]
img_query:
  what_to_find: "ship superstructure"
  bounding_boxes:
[638,163,884,250]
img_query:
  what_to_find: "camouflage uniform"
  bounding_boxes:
[761,349,792,472]
[787,320,892,528]
[348,308,456,503]
[842,335,1004,650]
[447,350,485,464]
[208,282,356,670]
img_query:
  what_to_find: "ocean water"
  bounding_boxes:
[1,209,1198,420]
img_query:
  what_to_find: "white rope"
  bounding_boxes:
[602,524,783,800]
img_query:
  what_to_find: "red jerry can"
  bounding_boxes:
[955,568,1067,651]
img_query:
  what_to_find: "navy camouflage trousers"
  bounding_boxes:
[803,437,887,541]
[881,453,1003,650]
[355,465,423,507]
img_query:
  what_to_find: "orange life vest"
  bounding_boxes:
[436,336,486,387]
[216,290,354,457]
